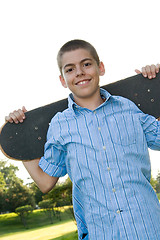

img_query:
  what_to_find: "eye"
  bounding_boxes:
[66,68,73,73]
[84,62,91,67]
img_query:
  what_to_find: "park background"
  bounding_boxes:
[0,0,160,239]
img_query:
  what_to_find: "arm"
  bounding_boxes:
[23,159,59,193]
[5,107,59,193]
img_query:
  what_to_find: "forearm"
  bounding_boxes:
[23,159,58,193]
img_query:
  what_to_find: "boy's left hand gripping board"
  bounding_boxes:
[0,72,160,161]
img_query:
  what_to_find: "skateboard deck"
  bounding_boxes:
[0,72,160,161]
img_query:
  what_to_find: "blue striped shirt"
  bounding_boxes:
[39,88,160,240]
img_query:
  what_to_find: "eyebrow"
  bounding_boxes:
[63,58,93,69]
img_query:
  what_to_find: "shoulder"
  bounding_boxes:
[50,108,74,123]
[47,108,75,140]
[110,95,158,125]
[110,95,140,112]
[111,95,133,104]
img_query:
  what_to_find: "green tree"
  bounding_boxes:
[0,171,7,213]
[150,175,157,191]
[15,205,33,228]
[0,160,35,212]
[44,177,72,207]
[155,171,160,193]
[0,171,5,188]
[6,177,35,212]
[38,199,57,223]
[43,177,75,223]
[28,182,45,205]
[0,160,19,186]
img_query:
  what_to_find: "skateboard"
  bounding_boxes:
[0,72,160,161]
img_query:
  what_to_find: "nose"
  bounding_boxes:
[76,66,84,77]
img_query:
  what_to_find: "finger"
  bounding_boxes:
[22,106,27,113]
[14,109,25,123]
[8,112,19,124]
[17,109,26,121]
[156,64,160,73]
[145,65,152,79]
[141,67,147,78]
[135,69,141,74]
[5,115,13,123]
[150,64,156,78]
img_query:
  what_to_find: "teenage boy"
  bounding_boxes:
[6,40,160,240]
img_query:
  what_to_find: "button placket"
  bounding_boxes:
[116,209,123,214]
[93,109,117,206]
[103,146,106,150]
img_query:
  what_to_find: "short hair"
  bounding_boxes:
[57,39,100,75]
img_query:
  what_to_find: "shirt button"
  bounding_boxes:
[98,127,101,131]
[112,188,116,192]
[116,210,121,214]
[103,146,106,150]
[107,167,111,171]
[94,110,97,114]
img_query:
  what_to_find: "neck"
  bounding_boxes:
[73,90,105,111]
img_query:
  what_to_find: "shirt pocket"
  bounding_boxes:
[106,113,136,146]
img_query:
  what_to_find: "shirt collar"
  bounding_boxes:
[68,88,112,110]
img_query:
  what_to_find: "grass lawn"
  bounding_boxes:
[52,231,78,240]
[0,207,78,240]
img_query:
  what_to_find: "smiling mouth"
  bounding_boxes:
[76,79,91,85]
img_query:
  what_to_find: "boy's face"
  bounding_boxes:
[59,48,105,102]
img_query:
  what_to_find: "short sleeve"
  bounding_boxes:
[39,113,67,177]
[139,112,160,150]
[126,98,160,151]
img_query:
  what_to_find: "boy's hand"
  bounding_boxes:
[5,106,27,124]
[135,64,160,79]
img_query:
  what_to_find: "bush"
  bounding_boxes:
[15,205,33,228]
[38,200,61,223]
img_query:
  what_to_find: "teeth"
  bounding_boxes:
[78,80,88,85]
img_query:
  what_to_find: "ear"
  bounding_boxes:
[59,75,67,88]
[99,62,105,76]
